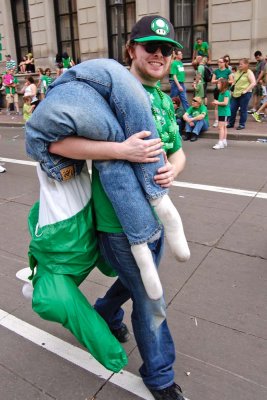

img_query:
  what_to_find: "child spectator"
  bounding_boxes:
[23,95,33,122]
[172,96,185,134]
[211,79,231,149]
[36,67,44,96]
[193,76,204,101]
[3,69,20,114]
[211,57,234,127]
[40,68,53,99]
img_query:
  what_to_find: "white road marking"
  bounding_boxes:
[0,157,37,166]
[0,309,190,400]
[1,157,267,200]
[172,181,267,199]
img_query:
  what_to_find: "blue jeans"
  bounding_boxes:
[170,80,190,110]
[228,92,252,127]
[185,118,209,135]
[25,59,167,245]
[95,231,176,390]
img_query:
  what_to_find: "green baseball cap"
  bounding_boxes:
[130,15,183,48]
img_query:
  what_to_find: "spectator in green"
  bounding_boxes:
[183,96,209,142]
[192,37,210,63]
[211,57,234,127]
[169,50,190,110]
[40,68,53,99]
[195,55,207,105]
[62,52,75,73]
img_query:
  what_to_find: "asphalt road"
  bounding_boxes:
[0,126,267,400]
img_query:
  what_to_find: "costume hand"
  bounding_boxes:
[154,152,175,188]
[122,131,163,163]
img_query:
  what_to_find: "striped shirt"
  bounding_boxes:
[6,59,17,71]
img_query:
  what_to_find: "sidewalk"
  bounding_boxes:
[0,109,266,141]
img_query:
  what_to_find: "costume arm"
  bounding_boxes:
[49,132,163,163]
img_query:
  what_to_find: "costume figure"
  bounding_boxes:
[24,59,190,372]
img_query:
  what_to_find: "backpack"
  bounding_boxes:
[3,73,13,86]
[203,65,213,83]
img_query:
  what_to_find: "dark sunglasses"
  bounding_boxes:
[140,42,174,57]
[192,98,199,103]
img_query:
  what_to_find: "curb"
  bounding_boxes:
[201,130,266,141]
[0,122,265,142]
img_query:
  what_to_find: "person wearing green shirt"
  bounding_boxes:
[169,50,190,110]
[211,57,234,127]
[49,15,188,400]
[183,96,209,141]
[211,78,231,149]
[192,37,210,62]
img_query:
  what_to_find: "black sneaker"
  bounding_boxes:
[111,323,130,343]
[190,133,198,142]
[149,383,185,400]
[182,133,191,141]
[226,124,233,128]
[236,125,245,130]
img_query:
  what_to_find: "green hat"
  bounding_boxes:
[130,15,182,48]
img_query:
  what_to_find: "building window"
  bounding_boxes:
[170,0,208,61]
[54,0,80,63]
[11,0,32,63]
[106,0,136,64]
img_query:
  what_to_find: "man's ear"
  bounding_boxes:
[127,44,136,61]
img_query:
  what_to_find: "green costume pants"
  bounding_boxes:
[28,201,127,373]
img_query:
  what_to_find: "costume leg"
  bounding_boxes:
[32,270,127,372]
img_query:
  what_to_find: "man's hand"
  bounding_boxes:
[120,131,163,163]
[154,153,175,188]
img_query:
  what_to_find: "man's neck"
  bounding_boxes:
[130,65,158,87]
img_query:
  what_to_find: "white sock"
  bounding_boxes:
[150,195,190,262]
[223,139,227,145]
[131,243,163,300]
[22,282,34,300]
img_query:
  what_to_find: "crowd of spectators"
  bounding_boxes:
[170,43,267,149]
[0,46,267,142]
[0,52,75,121]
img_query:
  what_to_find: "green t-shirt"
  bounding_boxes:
[92,85,183,232]
[197,64,205,79]
[194,41,209,57]
[218,90,231,117]
[170,60,185,83]
[195,81,204,99]
[186,104,209,122]
[214,68,231,81]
